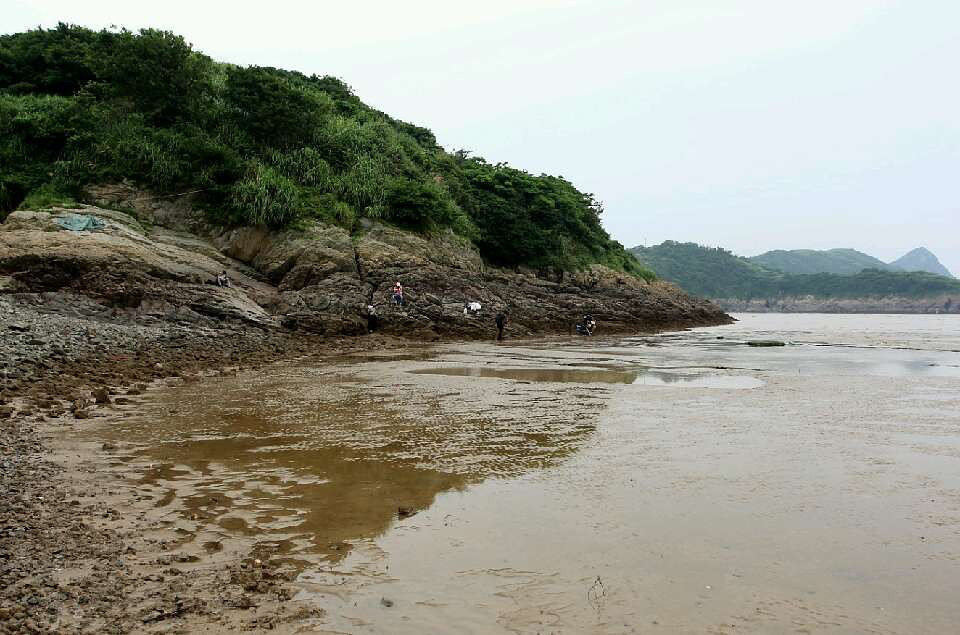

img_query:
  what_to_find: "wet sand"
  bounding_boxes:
[54,314,960,632]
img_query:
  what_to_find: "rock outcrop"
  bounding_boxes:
[0,207,276,327]
[0,191,730,339]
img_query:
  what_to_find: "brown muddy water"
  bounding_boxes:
[69,314,960,633]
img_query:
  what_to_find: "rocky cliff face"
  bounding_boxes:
[715,295,959,314]
[0,187,730,339]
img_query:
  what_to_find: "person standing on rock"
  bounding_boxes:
[392,282,404,306]
[366,305,379,333]
[495,311,507,341]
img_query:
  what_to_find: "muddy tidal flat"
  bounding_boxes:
[50,314,960,633]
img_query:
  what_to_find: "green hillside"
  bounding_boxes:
[750,248,893,275]
[631,242,774,298]
[0,24,650,279]
[631,242,960,299]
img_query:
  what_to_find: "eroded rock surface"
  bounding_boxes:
[0,207,275,327]
[1,192,730,339]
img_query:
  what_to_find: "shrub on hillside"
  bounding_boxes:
[227,161,305,228]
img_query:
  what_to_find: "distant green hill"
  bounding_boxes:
[630,241,774,298]
[630,242,960,300]
[750,248,893,275]
[890,247,954,278]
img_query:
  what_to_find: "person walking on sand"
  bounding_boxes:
[495,311,507,341]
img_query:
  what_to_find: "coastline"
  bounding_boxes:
[713,295,958,314]
[1,193,730,632]
[4,312,959,632]
[0,291,727,633]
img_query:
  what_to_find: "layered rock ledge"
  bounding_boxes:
[1,192,730,346]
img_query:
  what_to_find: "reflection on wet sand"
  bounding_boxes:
[87,359,605,571]
[138,427,467,567]
[410,365,639,383]
[411,365,765,388]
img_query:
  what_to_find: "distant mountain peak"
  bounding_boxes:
[889,247,954,278]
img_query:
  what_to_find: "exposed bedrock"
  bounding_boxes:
[0,187,730,338]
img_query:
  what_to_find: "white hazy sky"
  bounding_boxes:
[6,0,959,274]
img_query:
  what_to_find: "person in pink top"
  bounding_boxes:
[392,281,404,305]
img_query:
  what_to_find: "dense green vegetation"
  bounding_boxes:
[750,248,893,275]
[631,242,960,299]
[631,242,773,298]
[776,269,960,298]
[0,24,649,278]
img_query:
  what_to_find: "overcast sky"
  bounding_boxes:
[7,0,959,274]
